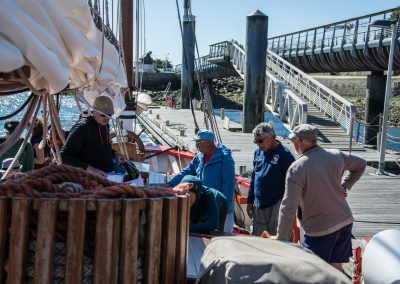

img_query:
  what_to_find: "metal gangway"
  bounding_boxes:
[268,7,400,72]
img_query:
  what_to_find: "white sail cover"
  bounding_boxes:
[0,0,127,115]
[196,236,351,284]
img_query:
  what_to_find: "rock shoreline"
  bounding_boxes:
[146,76,400,125]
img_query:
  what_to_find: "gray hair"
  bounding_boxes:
[252,121,276,138]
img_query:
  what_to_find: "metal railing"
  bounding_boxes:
[267,49,356,133]
[265,71,308,129]
[208,41,246,77]
[267,7,399,72]
[268,8,399,55]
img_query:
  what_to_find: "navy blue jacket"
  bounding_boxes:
[248,141,295,209]
[182,175,228,234]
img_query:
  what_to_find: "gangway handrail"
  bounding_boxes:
[268,7,398,40]
[267,6,399,72]
[267,49,356,132]
[267,50,354,106]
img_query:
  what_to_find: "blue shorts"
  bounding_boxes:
[303,223,353,263]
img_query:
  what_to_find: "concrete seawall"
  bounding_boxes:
[312,75,400,99]
[140,73,180,90]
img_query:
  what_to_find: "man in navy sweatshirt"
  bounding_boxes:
[247,122,295,236]
[174,175,228,234]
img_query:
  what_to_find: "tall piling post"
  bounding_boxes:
[243,10,268,133]
[364,71,386,148]
[181,0,195,109]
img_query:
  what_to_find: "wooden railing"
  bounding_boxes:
[0,196,189,283]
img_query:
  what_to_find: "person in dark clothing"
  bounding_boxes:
[61,96,126,178]
[173,175,228,234]
[247,122,295,236]
[0,120,34,172]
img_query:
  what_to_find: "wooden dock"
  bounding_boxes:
[139,108,400,238]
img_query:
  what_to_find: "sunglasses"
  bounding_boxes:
[253,138,264,144]
[99,113,110,118]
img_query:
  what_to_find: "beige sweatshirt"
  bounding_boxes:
[277,146,367,240]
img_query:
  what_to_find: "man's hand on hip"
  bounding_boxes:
[246,203,254,219]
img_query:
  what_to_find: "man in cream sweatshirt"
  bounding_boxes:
[271,124,366,271]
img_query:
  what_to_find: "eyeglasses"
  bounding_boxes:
[253,138,264,144]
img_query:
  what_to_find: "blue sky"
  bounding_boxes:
[144,0,399,65]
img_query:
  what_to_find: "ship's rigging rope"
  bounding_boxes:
[174,1,222,142]
[1,96,42,180]
[188,5,222,143]
[0,93,34,121]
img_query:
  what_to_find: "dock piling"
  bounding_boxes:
[243,10,268,133]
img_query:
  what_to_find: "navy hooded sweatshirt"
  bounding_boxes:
[181,175,228,234]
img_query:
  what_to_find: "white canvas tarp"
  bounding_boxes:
[0,0,127,115]
[196,236,351,284]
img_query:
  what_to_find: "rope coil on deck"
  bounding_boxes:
[0,164,175,199]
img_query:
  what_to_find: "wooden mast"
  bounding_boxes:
[121,0,135,110]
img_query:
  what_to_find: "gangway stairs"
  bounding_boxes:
[205,41,365,151]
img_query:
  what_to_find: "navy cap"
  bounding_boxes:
[191,130,215,142]
[288,124,318,140]
[4,120,19,133]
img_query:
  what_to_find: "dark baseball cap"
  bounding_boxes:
[288,124,318,140]
[4,120,19,134]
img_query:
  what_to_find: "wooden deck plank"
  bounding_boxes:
[34,199,58,284]
[0,198,8,283]
[94,200,115,284]
[144,198,163,284]
[7,198,31,284]
[187,236,208,280]
[175,196,189,284]
[160,197,178,283]
[65,199,87,284]
[120,199,141,284]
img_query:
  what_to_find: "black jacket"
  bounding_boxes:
[61,116,114,172]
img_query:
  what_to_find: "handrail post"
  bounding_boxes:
[349,114,354,155]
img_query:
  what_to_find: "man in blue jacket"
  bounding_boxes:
[247,122,295,236]
[174,175,228,234]
[168,130,235,233]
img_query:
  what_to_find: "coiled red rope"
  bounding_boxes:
[0,164,175,199]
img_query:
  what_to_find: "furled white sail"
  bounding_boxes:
[0,0,127,115]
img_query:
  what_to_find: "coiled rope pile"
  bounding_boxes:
[0,164,175,199]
